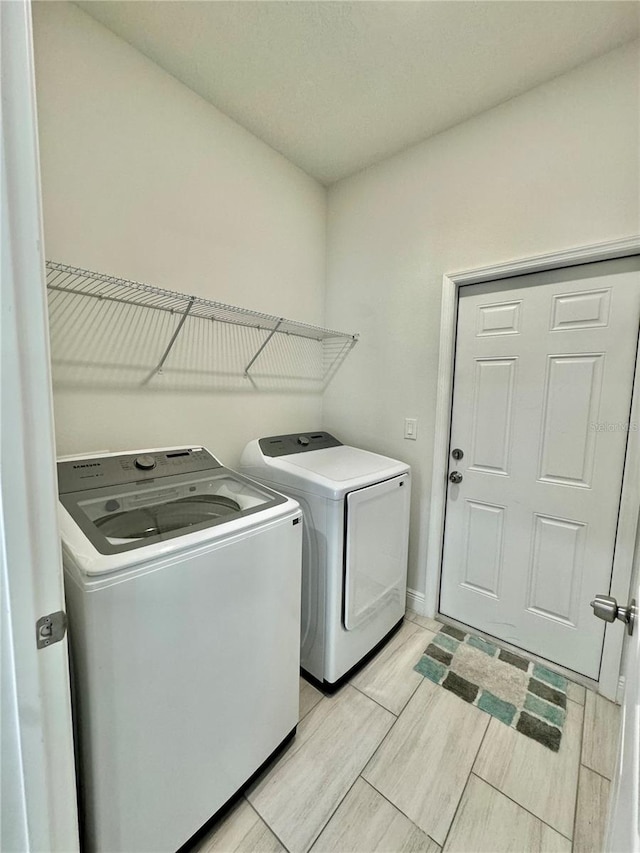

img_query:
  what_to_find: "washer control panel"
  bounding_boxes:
[58,447,221,494]
[259,432,342,457]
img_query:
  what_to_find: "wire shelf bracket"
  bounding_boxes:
[142,297,195,384]
[244,319,284,375]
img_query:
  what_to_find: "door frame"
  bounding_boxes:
[423,236,640,701]
[1,1,79,849]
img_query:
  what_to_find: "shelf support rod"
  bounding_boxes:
[142,298,195,385]
[244,320,283,375]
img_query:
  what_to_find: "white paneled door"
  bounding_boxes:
[440,258,640,679]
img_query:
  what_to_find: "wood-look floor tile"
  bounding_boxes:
[573,766,611,853]
[567,681,586,706]
[248,685,394,853]
[299,677,323,721]
[363,679,489,845]
[311,778,440,853]
[351,620,435,714]
[473,695,583,838]
[444,775,571,853]
[405,610,442,634]
[581,691,621,780]
[191,798,284,853]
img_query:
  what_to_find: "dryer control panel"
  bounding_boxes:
[259,432,342,457]
[58,447,221,493]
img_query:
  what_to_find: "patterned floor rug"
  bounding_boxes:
[414,624,569,751]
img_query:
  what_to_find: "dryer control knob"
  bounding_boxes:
[297,436,310,446]
[134,454,156,470]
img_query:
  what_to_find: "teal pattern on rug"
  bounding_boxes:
[414,624,571,751]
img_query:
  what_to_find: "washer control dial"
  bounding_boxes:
[134,454,156,470]
[297,436,310,447]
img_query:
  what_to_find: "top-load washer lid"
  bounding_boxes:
[240,433,410,500]
[58,446,288,557]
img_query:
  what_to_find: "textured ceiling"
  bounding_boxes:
[76,1,640,185]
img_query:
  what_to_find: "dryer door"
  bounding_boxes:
[344,473,410,630]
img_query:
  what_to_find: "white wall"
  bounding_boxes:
[32,1,327,466]
[324,41,640,596]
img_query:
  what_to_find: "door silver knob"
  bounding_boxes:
[591,594,636,636]
[449,471,463,484]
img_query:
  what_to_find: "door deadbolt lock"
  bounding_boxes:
[591,594,636,636]
[451,448,464,460]
[449,471,463,484]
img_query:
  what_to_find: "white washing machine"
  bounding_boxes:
[240,432,410,690]
[57,446,302,853]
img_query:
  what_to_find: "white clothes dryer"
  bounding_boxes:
[240,432,410,690]
[58,446,302,853]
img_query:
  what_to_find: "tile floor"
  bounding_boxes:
[192,613,621,853]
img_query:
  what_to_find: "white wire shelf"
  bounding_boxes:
[45,261,358,381]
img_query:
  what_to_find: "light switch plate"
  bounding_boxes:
[404,418,417,440]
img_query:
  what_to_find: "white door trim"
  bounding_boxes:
[423,236,640,701]
[1,1,79,849]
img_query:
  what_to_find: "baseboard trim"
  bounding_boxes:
[406,588,426,615]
